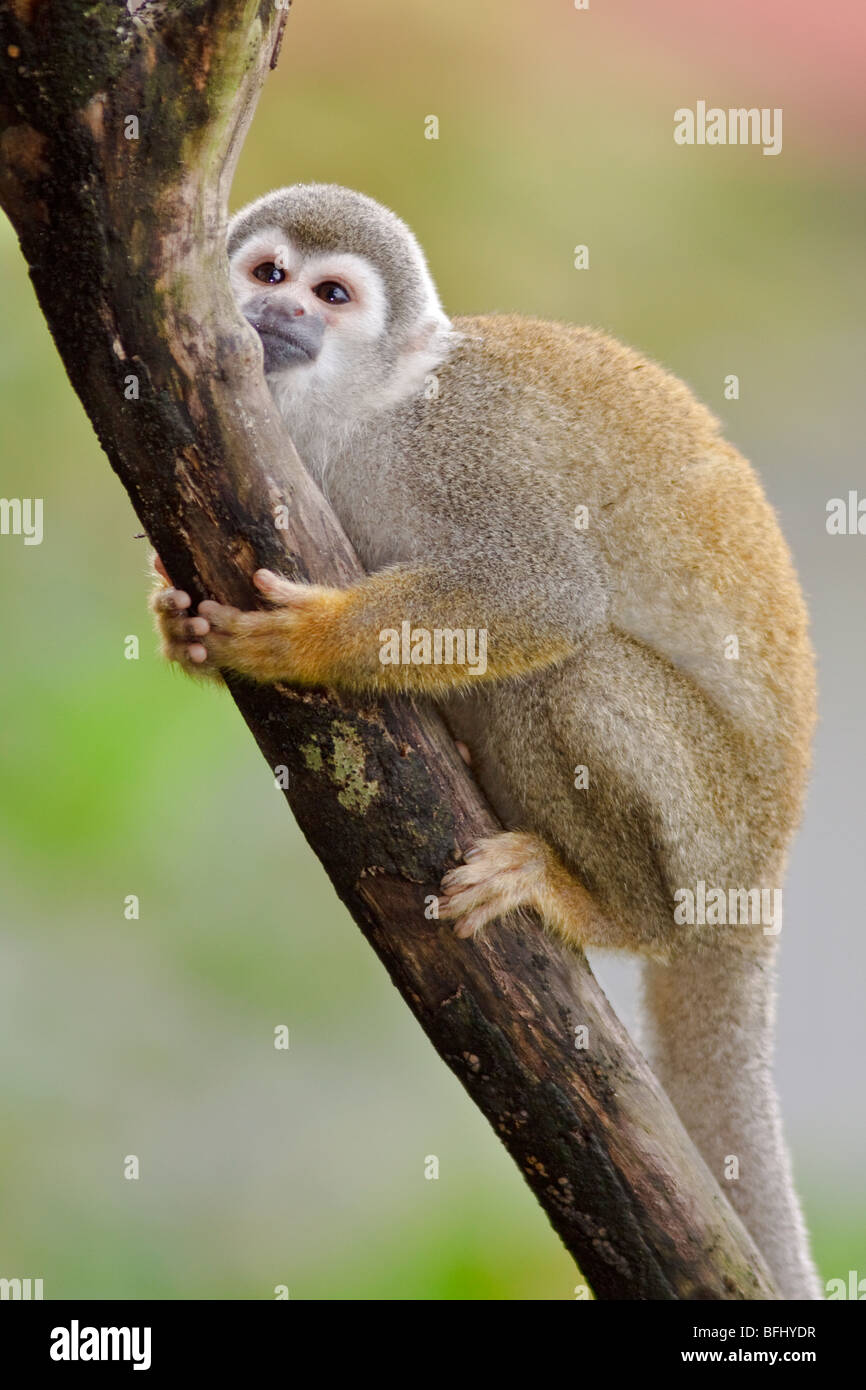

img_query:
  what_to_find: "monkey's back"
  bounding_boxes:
[420,317,816,952]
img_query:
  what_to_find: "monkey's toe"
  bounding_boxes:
[438,833,546,938]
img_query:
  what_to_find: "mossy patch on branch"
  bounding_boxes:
[300,722,379,815]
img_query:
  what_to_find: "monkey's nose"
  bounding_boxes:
[278,299,306,319]
[244,292,305,321]
[243,297,325,371]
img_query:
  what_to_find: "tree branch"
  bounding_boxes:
[0,0,776,1298]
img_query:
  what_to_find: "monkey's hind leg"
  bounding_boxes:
[438,831,609,949]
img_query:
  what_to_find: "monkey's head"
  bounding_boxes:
[228,184,453,436]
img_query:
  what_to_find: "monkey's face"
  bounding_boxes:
[229,228,391,385]
[227,186,453,439]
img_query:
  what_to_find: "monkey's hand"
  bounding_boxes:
[150,564,329,685]
[152,562,585,692]
[194,571,345,684]
[150,554,224,683]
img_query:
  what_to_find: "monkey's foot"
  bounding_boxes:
[438,832,549,939]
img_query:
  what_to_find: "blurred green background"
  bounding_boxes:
[1,0,864,1298]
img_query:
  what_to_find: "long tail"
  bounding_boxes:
[641,943,821,1300]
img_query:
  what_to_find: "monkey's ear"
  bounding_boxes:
[403,313,452,357]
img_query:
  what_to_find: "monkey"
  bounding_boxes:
[151,183,820,1299]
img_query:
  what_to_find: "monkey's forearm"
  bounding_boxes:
[199,566,580,692]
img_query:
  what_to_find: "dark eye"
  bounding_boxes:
[252,262,285,284]
[314,280,351,305]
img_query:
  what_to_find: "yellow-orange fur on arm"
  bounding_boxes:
[195,566,577,692]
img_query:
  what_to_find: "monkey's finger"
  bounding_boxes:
[253,569,316,607]
[160,614,210,641]
[162,638,210,666]
[152,586,192,614]
[197,600,241,631]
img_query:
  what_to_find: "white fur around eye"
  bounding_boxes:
[229,238,389,342]
[300,252,389,338]
[228,227,302,303]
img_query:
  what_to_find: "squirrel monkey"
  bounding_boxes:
[151,184,819,1299]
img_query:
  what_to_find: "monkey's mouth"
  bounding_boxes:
[256,326,319,373]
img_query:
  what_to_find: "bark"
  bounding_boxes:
[0,0,776,1299]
